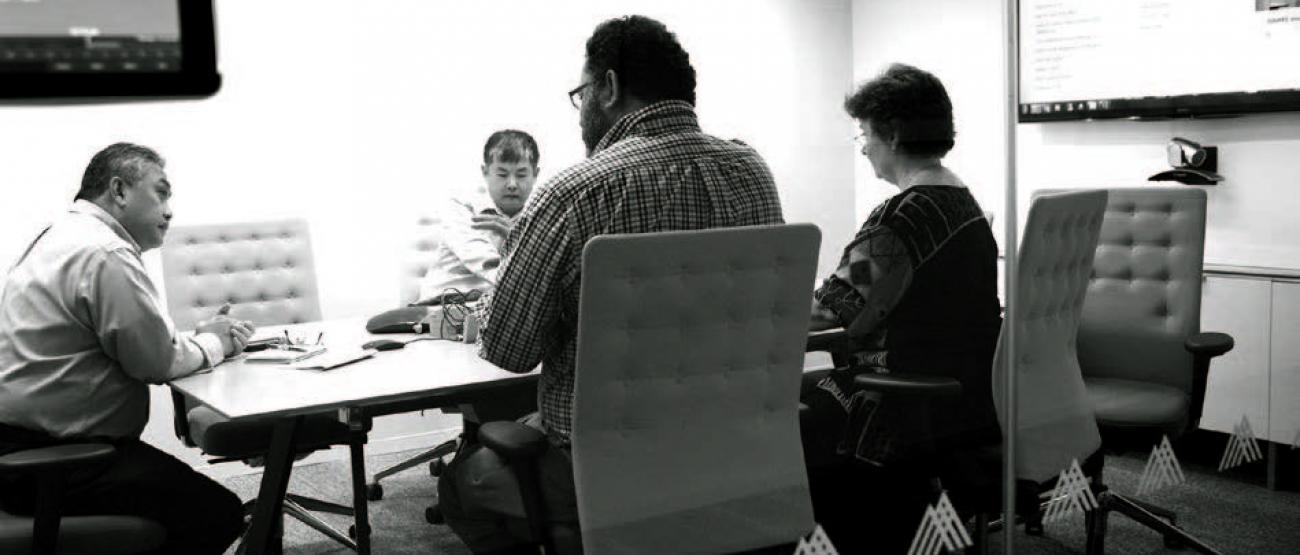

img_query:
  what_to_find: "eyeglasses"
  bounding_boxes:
[568,82,593,110]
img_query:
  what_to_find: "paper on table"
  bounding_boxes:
[290,348,376,371]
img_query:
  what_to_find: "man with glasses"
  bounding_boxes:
[438,15,785,555]
[0,143,250,555]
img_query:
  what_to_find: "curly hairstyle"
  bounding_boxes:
[585,15,696,106]
[75,142,165,201]
[844,64,955,158]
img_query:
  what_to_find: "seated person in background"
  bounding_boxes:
[415,129,539,303]
[0,143,253,555]
[438,15,784,555]
[803,64,1003,552]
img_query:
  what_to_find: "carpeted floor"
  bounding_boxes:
[219,443,1300,554]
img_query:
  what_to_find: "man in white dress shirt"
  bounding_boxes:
[415,129,539,303]
[0,143,252,554]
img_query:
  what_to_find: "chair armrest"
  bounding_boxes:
[477,421,549,463]
[0,443,116,474]
[806,329,849,353]
[853,373,963,398]
[1184,332,1234,428]
[1185,332,1233,358]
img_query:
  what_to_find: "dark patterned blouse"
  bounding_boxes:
[809,180,1002,468]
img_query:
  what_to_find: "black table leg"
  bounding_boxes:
[345,408,372,555]
[246,416,301,555]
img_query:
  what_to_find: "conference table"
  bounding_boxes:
[170,317,835,555]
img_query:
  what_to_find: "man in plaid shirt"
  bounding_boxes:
[439,14,784,555]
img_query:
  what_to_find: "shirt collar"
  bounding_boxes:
[898,166,966,190]
[592,100,701,155]
[70,199,142,253]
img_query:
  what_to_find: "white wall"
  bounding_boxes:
[0,0,858,472]
[851,0,1300,270]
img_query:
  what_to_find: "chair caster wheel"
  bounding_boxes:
[425,506,445,524]
[366,483,383,501]
[430,459,445,477]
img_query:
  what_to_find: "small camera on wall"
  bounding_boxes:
[1149,137,1223,185]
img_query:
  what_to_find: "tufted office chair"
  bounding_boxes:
[0,444,166,555]
[398,214,442,307]
[160,220,368,551]
[476,224,820,554]
[161,220,322,330]
[367,214,465,506]
[1070,188,1232,551]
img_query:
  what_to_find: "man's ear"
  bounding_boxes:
[108,176,130,208]
[600,69,620,110]
[481,164,488,177]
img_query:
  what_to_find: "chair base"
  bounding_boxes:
[235,495,358,553]
[366,438,458,500]
[1087,491,1219,555]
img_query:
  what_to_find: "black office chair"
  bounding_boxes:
[1072,188,1233,552]
[171,394,371,551]
[160,220,372,551]
[0,444,166,555]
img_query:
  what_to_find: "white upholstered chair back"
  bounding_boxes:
[994,190,1107,483]
[1076,188,1207,393]
[160,219,322,331]
[570,224,820,554]
[399,214,443,306]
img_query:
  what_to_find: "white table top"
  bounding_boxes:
[170,318,533,420]
[171,318,837,421]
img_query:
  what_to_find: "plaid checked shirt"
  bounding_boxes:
[479,100,785,441]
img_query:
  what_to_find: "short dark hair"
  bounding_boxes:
[483,129,539,167]
[844,64,955,158]
[585,15,696,106]
[75,143,165,201]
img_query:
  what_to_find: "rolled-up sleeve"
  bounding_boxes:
[85,249,224,384]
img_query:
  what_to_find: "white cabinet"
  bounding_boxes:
[1200,276,1272,435]
[1270,281,1300,445]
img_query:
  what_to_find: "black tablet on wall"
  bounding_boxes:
[0,0,220,101]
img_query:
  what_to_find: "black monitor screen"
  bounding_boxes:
[1019,0,1300,122]
[0,0,219,100]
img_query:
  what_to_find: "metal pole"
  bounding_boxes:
[1001,0,1020,553]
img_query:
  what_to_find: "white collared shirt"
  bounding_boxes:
[417,191,517,302]
[0,200,225,440]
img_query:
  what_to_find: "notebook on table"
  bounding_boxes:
[245,344,327,364]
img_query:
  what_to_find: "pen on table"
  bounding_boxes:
[315,332,323,345]
[283,329,291,345]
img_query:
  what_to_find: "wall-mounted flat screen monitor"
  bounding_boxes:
[0,0,219,100]
[1019,0,1300,122]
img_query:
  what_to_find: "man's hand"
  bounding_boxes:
[471,214,513,250]
[809,297,840,332]
[196,317,256,356]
